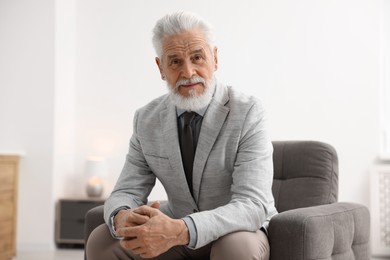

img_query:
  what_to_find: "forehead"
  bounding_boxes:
[161,29,210,57]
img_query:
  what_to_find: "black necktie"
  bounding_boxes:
[180,112,196,195]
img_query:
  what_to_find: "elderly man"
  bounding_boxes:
[86,11,277,260]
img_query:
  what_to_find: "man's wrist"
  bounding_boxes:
[177,219,190,245]
[113,209,127,231]
[110,207,129,238]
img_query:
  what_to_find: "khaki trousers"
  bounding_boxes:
[86,224,270,260]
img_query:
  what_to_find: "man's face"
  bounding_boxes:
[156,29,218,98]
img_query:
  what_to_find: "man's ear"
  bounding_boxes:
[213,47,218,71]
[155,57,165,80]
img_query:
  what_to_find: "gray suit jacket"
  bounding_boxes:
[104,82,277,248]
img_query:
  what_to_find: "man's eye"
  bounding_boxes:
[171,59,180,65]
[194,55,202,61]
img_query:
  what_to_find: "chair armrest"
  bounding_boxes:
[268,202,370,260]
[84,205,105,245]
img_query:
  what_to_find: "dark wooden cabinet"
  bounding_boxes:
[55,198,104,246]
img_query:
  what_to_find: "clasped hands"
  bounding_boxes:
[114,201,190,258]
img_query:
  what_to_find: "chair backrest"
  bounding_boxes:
[271,141,338,213]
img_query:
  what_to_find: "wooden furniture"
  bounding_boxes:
[0,155,20,260]
[55,198,104,247]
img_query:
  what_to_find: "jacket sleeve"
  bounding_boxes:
[103,110,156,235]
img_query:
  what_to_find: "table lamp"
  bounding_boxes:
[85,157,108,197]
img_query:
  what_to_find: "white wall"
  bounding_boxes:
[382,0,390,159]
[53,0,77,199]
[0,0,56,250]
[0,0,383,250]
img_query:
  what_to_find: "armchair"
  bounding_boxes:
[84,141,370,259]
[268,141,370,259]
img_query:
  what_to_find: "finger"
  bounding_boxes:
[116,225,143,238]
[133,206,150,216]
[132,246,149,256]
[125,211,149,226]
[140,251,160,259]
[133,205,158,217]
[120,237,143,251]
[150,200,160,209]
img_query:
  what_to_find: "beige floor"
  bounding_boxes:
[14,249,84,260]
[12,250,390,260]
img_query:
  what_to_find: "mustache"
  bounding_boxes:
[175,76,206,89]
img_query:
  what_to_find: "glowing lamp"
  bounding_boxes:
[85,157,108,197]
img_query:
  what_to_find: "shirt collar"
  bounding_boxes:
[176,105,208,118]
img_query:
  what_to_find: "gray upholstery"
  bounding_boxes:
[268,202,370,259]
[84,141,370,260]
[271,141,338,212]
[84,205,104,247]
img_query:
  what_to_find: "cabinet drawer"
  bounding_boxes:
[0,164,16,192]
[59,219,85,242]
[0,196,15,221]
[56,199,104,245]
[0,221,14,258]
[59,201,104,220]
[0,221,13,236]
[0,155,19,260]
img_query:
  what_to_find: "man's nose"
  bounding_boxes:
[181,61,196,78]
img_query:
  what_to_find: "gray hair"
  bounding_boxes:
[152,11,215,59]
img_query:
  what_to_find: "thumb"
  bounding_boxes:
[150,200,160,209]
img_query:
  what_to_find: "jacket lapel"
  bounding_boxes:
[192,83,230,202]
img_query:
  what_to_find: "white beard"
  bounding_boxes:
[167,76,216,111]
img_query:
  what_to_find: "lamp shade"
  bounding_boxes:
[85,157,108,178]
